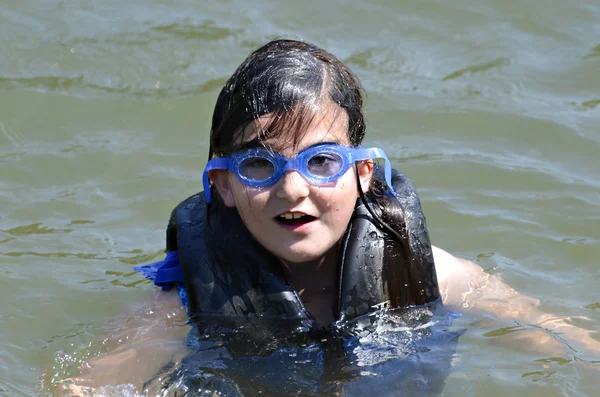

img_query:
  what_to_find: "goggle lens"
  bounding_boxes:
[305,152,344,178]
[238,151,345,182]
[239,156,276,181]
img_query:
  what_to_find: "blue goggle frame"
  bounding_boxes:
[202,144,395,203]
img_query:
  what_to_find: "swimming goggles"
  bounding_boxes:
[202,143,394,203]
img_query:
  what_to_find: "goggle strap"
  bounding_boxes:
[202,158,231,203]
[353,147,396,196]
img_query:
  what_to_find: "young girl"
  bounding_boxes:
[62,39,599,396]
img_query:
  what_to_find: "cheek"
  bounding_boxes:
[230,181,269,219]
[335,170,359,201]
[319,172,358,221]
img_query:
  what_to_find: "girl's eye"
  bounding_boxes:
[243,158,273,169]
[307,153,343,176]
[308,155,334,167]
[239,157,275,181]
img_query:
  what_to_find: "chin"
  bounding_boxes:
[277,246,329,264]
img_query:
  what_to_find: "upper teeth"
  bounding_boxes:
[280,213,305,220]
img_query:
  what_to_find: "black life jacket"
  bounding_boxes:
[166,170,440,333]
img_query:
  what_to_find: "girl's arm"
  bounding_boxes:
[56,288,190,396]
[433,245,600,355]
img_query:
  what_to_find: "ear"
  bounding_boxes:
[356,160,374,193]
[208,170,236,207]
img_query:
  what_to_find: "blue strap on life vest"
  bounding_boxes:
[134,251,189,314]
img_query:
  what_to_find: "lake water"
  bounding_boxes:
[1,0,599,396]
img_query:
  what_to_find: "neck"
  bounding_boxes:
[280,244,340,328]
[280,244,339,291]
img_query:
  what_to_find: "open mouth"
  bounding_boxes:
[275,212,317,227]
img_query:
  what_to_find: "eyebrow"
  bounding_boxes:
[302,140,346,150]
[237,138,264,150]
[238,138,347,153]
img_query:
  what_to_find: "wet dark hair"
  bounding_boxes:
[209,39,365,158]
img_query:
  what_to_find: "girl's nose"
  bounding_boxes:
[274,171,311,201]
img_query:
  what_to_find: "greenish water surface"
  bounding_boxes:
[1,1,599,396]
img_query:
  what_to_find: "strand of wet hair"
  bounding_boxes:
[354,166,405,243]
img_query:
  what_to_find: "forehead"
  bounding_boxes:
[238,103,350,154]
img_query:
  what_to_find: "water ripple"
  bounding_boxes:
[67,220,95,226]
[581,99,600,109]
[344,46,406,75]
[521,370,556,380]
[583,44,600,59]
[442,58,511,81]
[0,251,105,260]
[483,325,524,337]
[79,269,148,289]
[2,223,73,236]
[150,20,242,41]
[114,249,163,265]
[534,357,572,366]
[0,75,85,91]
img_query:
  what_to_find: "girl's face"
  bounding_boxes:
[210,104,373,263]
